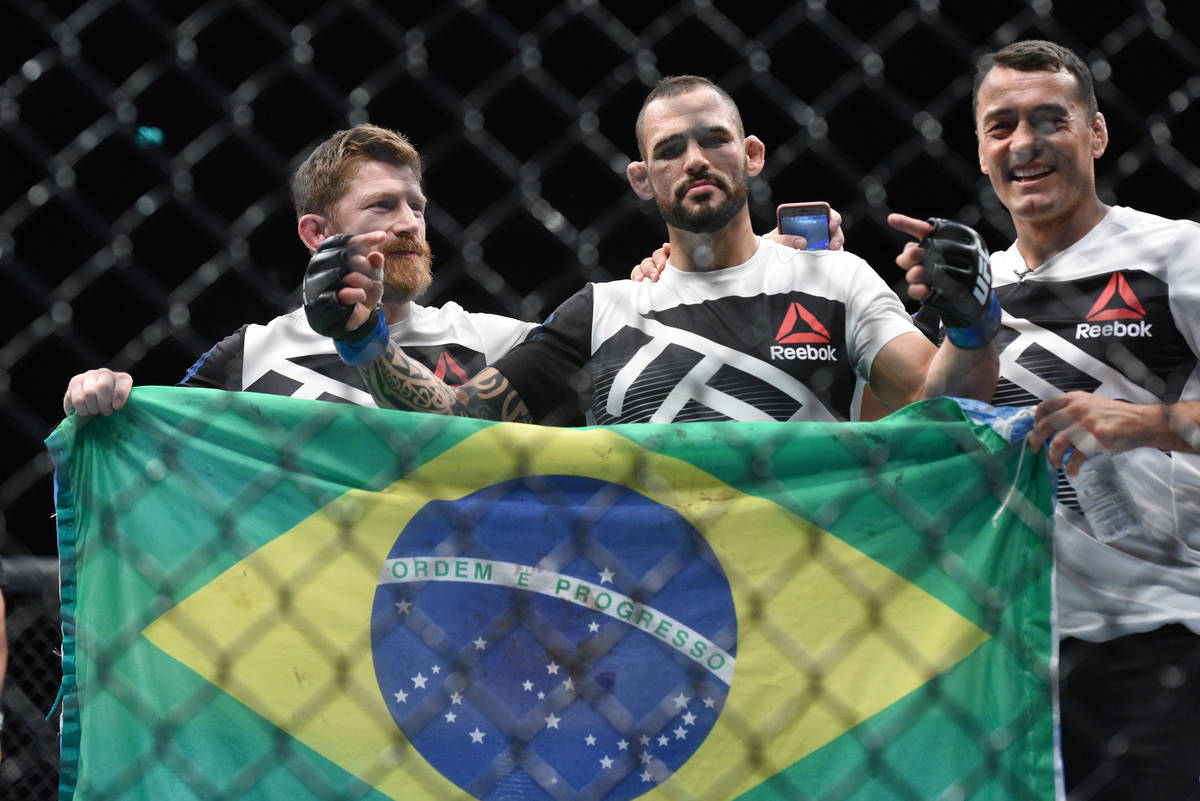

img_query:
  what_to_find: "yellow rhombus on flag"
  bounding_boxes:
[50,389,1055,801]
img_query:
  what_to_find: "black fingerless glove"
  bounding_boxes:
[919,218,1002,348]
[302,234,378,339]
[302,234,388,364]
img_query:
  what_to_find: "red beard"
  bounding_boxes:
[379,234,433,299]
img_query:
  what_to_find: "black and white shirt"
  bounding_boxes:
[494,239,916,425]
[992,206,1200,641]
[182,303,536,406]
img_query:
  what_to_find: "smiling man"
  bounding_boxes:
[318,76,997,428]
[892,41,1200,801]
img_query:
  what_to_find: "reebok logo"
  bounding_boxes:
[434,352,469,385]
[1086,273,1146,320]
[770,343,839,361]
[771,302,838,361]
[1075,273,1151,339]
[1075,319,1152,339]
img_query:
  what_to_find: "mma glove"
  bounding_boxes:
[302,233,389,365]
[918,218,1002,349]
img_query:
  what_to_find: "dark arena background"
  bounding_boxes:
[2,0,1199,797]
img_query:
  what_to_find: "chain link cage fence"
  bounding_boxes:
[3,0,1200,798]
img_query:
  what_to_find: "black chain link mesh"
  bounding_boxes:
[0,559,60,801]
[3,1,1199,798]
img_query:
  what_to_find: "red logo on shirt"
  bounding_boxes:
[774,302,832,344]
[1086,273,1146,321]
[434,352,469,386]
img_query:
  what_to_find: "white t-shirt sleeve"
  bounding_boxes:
[839,254,920,381]
[1166,220,1200,364]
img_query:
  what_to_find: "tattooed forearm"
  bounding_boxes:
[359,357,457,414]
[461,368,533,423]
[358,342,533,423]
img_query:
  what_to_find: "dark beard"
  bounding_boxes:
[380,234,433,300]
[656,173,749,234]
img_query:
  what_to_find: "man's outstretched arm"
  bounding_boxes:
[867,331,998,411]
[358,345,532,422]
[868,214,1000,410]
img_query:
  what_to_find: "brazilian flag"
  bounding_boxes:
[48,387,1055,801]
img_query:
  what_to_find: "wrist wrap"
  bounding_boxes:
[944,292,1002,349]
[334,308,389,365]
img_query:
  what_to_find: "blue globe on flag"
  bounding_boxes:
[371,474,737,800]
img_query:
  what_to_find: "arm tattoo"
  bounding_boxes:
[358,341,533,423]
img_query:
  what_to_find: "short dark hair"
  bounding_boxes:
[972,39,1098,121]
[291,124,422,220]
[634,75,745,158]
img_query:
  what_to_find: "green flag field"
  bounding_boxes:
[47,387,1055,801]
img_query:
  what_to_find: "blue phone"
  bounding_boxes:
[777,202,831,250]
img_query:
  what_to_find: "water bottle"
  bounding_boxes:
[1067,454,1142,543]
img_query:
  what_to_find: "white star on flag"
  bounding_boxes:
[671,691,689,709]
[546,662,560,675]
[639,735,651,747]
[658,735,669,747]
[599,567,615,584]
[600,756,614,769]
[585,734,596,746]
[641,770,652,783]
[393,690,408,703]
[394,599,412,615]
[563,677,575,691]
[588,621,600,633]
[674,727,687,740]
[522,680,533,692]
[469,728,485,743]
[444,711,457,723]
[617,739,629,751]
[473,636,487,650]
[702,697,716,708]
[431,665,440,674]
[450,692,463,705]
[545,714,561,730]
[412,673,427,689]
[682,711,696,726]
[537,691,545,700]
[640,752,652,765]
